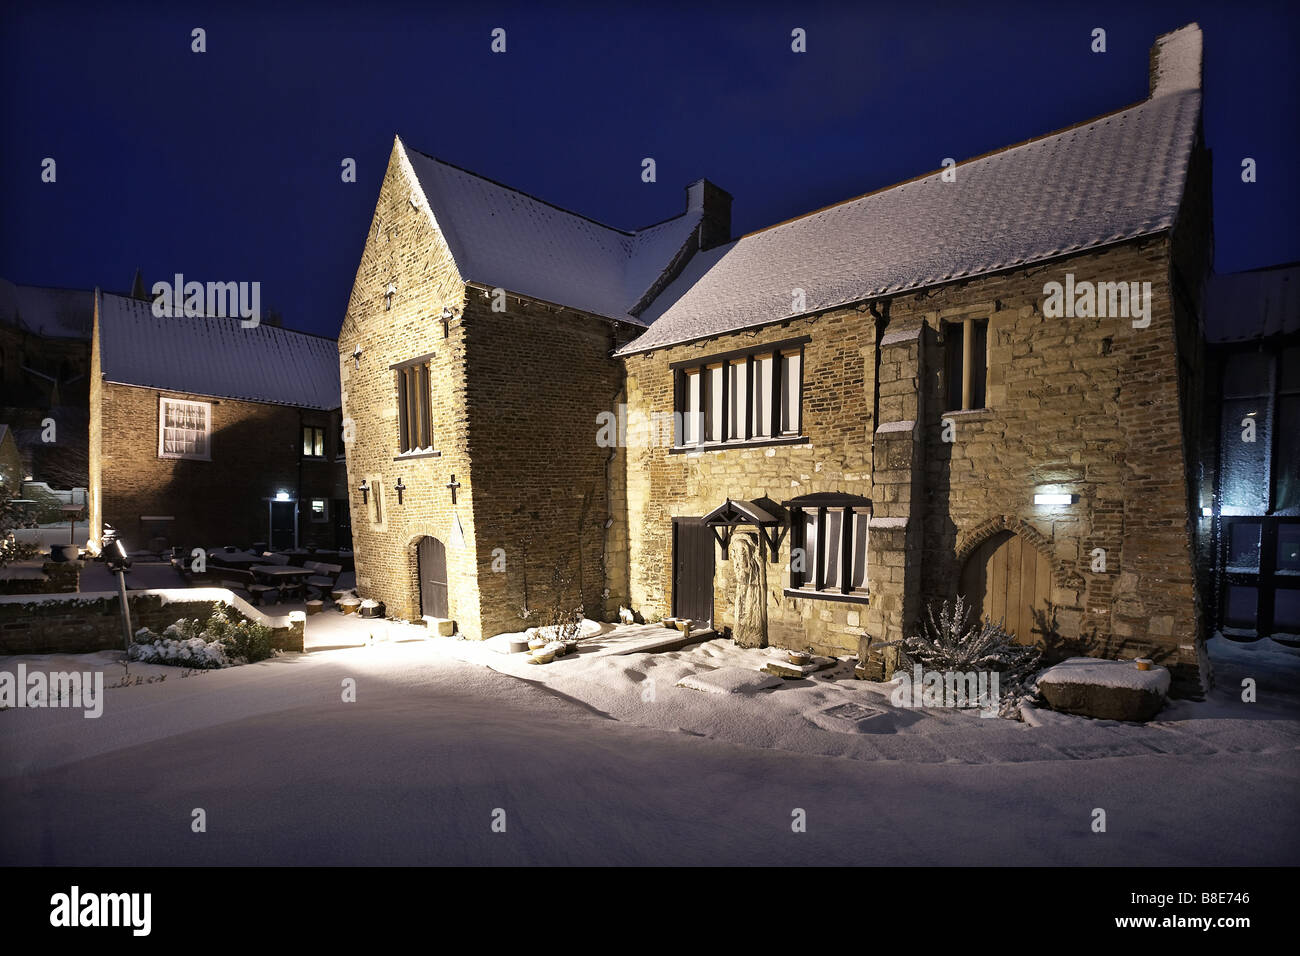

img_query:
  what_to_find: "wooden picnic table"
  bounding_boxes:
[209,551,261,568]
[249,565,313,580]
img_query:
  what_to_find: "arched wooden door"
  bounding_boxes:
[959,531,1052,645]
[417,536,449,619]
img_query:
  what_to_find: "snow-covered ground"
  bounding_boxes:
[1,632,1296,865]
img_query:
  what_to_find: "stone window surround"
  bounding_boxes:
[669,335,809,451]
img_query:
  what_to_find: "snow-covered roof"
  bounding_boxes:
[97,292,340,409]
[621,74,1202,355]
[0,279,93,339]
[402,145,702,322]
[1205,264,1300,343]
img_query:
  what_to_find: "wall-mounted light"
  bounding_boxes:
[352,344,363,370]
[358,479,370,505]
[1033,493,1078,506]
[385,282,397,311]
[394,477,407,505]
[275,490,291,502]
[1201,507,1213,517]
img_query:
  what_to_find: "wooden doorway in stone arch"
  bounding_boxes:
[958,530,1052,645]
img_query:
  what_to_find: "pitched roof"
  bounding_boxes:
[621,33,1203,355]
[0,279,93,339]
[1205,263,1300,342]
[96,292,340,409]
[402,146,702,322]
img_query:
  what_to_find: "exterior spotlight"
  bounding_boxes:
[275,490,290,502]
[358,479,370,505]
[1033,493,1077,506]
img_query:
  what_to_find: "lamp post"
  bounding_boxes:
[99,525,134,653]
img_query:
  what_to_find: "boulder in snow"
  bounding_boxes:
[1037,657,1170,721]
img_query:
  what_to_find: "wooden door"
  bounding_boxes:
[672,518,715,625]
[417,535,449,619]
[959,531,1052,644]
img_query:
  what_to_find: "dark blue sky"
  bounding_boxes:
[3,0,1297,337]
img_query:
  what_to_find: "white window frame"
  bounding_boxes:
[158,397,212,461]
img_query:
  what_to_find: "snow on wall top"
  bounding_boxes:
[402,144,702,323]
[621,87,1202,355]
[1205,264,1300,342]
[97,292,341,409]
[0,279,93,339]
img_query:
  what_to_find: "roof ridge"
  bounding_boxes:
[737,93,1183,242]
[402,143,641,237]
[99,290,333,343]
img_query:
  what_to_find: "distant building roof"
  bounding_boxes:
[96,292,340,409]
[621,26,1204,354]
[0,280,93,339]
[1205,263,1300,343]
[402,146,703,323]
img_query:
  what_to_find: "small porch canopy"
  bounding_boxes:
[701,498,784,561]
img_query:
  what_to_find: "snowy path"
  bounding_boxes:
[1,639,1297,865]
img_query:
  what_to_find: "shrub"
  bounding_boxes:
[127,606,275,667]
[879,594,1041,718]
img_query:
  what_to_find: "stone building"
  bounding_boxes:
[344,24,1221,692]
[89,291,349,553]
[338,141,722,636]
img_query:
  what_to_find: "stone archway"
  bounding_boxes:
[730,532,767,648]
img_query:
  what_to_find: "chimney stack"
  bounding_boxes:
[686,179,732,251]
[1148,23,1202,99]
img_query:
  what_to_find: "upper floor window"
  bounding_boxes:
[674,338,806,449]
[302,426,325,458]
[158,397,211,461]
[945,318,988,411]
[1219,344,1300,515]
[785,493,872,600]
[395,359,433,454]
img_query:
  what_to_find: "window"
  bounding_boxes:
[395,360,432,454]
[158,398,211,460]
[785,494,871,600]
[1217,346,1298,515]
[302,426,325,458]
[673,338,806,449]
[310,498,328,522]
[945,318,988,411]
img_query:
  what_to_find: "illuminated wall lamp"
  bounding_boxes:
[1033,493,1078,506]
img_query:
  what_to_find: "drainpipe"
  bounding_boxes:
[868,301,890,479]
[604,322,627,616]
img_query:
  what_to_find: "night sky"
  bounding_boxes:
[2,0,1297,338]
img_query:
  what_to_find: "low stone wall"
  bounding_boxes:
[0,588,305,655]
[0,560,81,596]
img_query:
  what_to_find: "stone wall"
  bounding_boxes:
[622,237,1207,685]
[0,589,304,655]
[338,137,477,631]
[623,309,877,657]
[462,290,636,638]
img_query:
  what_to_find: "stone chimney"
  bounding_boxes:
[686,179,732,251]
[1149,23,1202,99]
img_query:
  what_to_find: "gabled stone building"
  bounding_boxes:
[344,24,1218,692]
